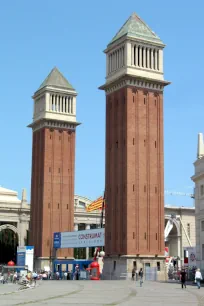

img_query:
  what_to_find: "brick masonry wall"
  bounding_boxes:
[105,86,165,256]
[30,128,75,258]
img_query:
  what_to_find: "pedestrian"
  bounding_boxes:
[132,268,135,281]
[32,271,38,285]
[195,268,203,289]
[135,269,138,281]
[139,268,143,287]
[180,268,187,289]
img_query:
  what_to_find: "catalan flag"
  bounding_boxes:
[86,196,104,212]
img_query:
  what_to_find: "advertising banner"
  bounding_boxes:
[17,246,34,271]
[184,247,196,267]
[53,228,105,249]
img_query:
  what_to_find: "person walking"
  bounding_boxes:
[195,268,202,289]
[180,268,187,289]
[135,269,138,281]
[139,268,143,287]
[132,268,136,281]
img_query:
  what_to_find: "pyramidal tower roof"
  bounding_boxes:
[108,12,163,46]
[37,67,74,91]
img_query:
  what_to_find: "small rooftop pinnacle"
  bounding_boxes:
[37,67,75,91]
[108,12,163,46]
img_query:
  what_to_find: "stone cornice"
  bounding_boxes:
[28,118,81,132]
[99,74,170,94]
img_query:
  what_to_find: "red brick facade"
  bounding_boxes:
[30,127,75,258]
[105,86,164,256]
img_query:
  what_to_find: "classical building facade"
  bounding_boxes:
[29,67,79,269]
[99,13,170,279]
[192,133,204,271]
[0,187,30,263]
[0,186,195,267]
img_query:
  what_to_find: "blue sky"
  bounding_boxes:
[0,0,202,207]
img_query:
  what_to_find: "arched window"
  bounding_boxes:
[153,50,156,69]
[64,97,67,113]
[149,49,152,69]
[61,96,64,112]
[138,46,140,66]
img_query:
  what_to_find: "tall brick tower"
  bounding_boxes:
[100,13,170,279]
[29,67,79,269]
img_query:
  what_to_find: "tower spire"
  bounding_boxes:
[197,133,204,159]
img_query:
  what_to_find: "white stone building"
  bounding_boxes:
[0,187,30,247]
[192,133,204,270]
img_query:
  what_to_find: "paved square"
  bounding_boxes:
[0,280,203,305]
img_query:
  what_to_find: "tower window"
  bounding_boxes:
[138,46,140,66]
[155,141,157,148]
[155,187,157,193]
[153,50,156,69]
[49,167,51,172]
[144,139,146,147]
[149,49,152,69]
[144,185,146,192]
[144,232,147,239]
[155,99,157,106]
[50,135,52,139]
[156,233,158,240]
[144,97,146,105]
[133,232,135,239]
[58,203,59,209]
[133,96,134,102]
[134,45,136,65]
[67,204,68,210]
[133,138,135,145]
[58,168,60,173]
[133,184,135,191]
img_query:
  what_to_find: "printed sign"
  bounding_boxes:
[53,228,105,249]
[184,247,196,267]
[17,246,34,271]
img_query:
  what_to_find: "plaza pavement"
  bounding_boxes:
[0,280,203,306]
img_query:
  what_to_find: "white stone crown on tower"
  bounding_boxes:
[30,67,79,129]
[104,12,165,84]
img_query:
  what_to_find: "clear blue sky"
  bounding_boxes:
[0,0,202,207]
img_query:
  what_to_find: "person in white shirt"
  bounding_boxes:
[195,268,202,289]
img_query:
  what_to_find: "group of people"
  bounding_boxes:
[132,268,144,287]
[180,268,203,289]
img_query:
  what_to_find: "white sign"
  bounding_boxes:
[54,228,105,249]
[185,247,196,267]
[17,246,34,271]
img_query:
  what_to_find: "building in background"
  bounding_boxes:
[0,187,29,263]
[192,133,204,271]
[100,12,170,279]
[28,67,80,270]
[0,186,195,267]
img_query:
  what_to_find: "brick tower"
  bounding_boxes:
[29,67,79,269]
[100,13,170,279]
